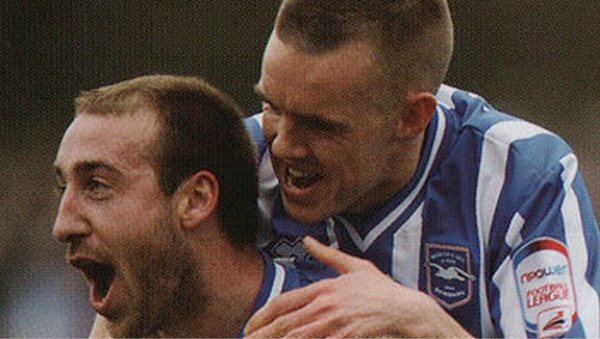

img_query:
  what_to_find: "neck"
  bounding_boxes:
[157,228,265,338]
[350,131,426,222]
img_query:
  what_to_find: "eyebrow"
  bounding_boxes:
[253,84,349,132]
[254,84,278,109]
[254,84,310,118]
[54,161,121,179]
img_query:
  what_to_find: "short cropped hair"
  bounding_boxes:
[275,0,453,100]
[74,75,259,247]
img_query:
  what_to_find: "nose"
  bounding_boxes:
[53,186,91,243]
[267,114,308,159]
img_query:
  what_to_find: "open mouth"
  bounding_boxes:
[72,260,116,304]
[286,167,322,189]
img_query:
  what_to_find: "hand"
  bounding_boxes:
[244,236,473,338]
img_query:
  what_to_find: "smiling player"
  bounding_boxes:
[243,0,600,337]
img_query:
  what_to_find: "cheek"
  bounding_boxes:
[118,216,182,291]
[108,198,173,265]
[335,138,386,176]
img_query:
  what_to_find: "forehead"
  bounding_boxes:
[259,34,378,115]
[55,111,159,174]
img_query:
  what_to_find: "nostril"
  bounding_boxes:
[52,221,72,243]
[53,188,91,242]
[52,212,91,243]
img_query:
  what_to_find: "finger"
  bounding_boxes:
[303,236,373,274]
[244,280,327,336]
[246,304,320,338]
[248,288,336,339]
[283,318,335,339]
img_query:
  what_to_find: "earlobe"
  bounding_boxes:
[180,171,219,229]
[399,91,437,137]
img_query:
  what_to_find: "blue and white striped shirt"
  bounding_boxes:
[239,253,311,337]
[245,85,600,338]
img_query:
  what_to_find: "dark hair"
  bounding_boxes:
[275,0,453,95]
[74,75,259,247]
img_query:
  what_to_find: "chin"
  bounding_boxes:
[285,204,328,225]
[106,316,151,338]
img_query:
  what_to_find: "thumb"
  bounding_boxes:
[303,236,374,274]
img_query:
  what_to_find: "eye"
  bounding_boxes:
[85,177,112,199]
[300,115,345,135]
[304,117,333,132]
[54,168,67,197]
[55,180,67,198]
[261,101,281,116]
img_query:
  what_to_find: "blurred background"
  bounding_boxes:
[1,1,598,337]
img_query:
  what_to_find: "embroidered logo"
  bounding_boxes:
[430,263,476,282]
[513,238,577,338]
[426,243,475,309]
[267,237,312,261]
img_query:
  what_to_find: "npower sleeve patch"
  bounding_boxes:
[513,237,577,338]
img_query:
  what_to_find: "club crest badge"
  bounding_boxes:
[426,243,475,309]
[513,237,577,338]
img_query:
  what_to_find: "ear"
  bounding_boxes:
[397,91,437,137]
[176,171,219,229]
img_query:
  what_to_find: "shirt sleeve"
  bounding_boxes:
[490,151,600,338]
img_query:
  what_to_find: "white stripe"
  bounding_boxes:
[494,213,526,337]
[256,151,280,248]
[494,255,528,337]
[560,154,599,337]
[392,203,424,288]
[435,84,457,110]
[476,120,551,334]
[255,112,265,128]
[477,120,550,249]
[326,218,340,249]
[266,262,286,304]
[257,113,278,224]
[504,213,524,248]
[346,108,446,252]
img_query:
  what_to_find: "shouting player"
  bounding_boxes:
[53,75,320,337]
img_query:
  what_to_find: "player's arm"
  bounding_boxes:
[244,236,474,338]
[490,155,600,337]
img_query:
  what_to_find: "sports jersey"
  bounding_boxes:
[244,84,600,338]
[239,252,315,337]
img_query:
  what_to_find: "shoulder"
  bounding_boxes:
[244,113,268,159]
[436,85,574,172]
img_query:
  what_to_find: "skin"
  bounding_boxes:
[54,111,187,337]
[54,111,263,338]
[256,34,432,225]
[245,34,473,337]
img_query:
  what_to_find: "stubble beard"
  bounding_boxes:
[111,218,194,338]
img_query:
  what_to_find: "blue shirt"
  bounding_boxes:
[245,85,600,338]
[239,252,317,337]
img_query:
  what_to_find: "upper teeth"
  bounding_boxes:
[287,167,312,187]
[288,168,309,178]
